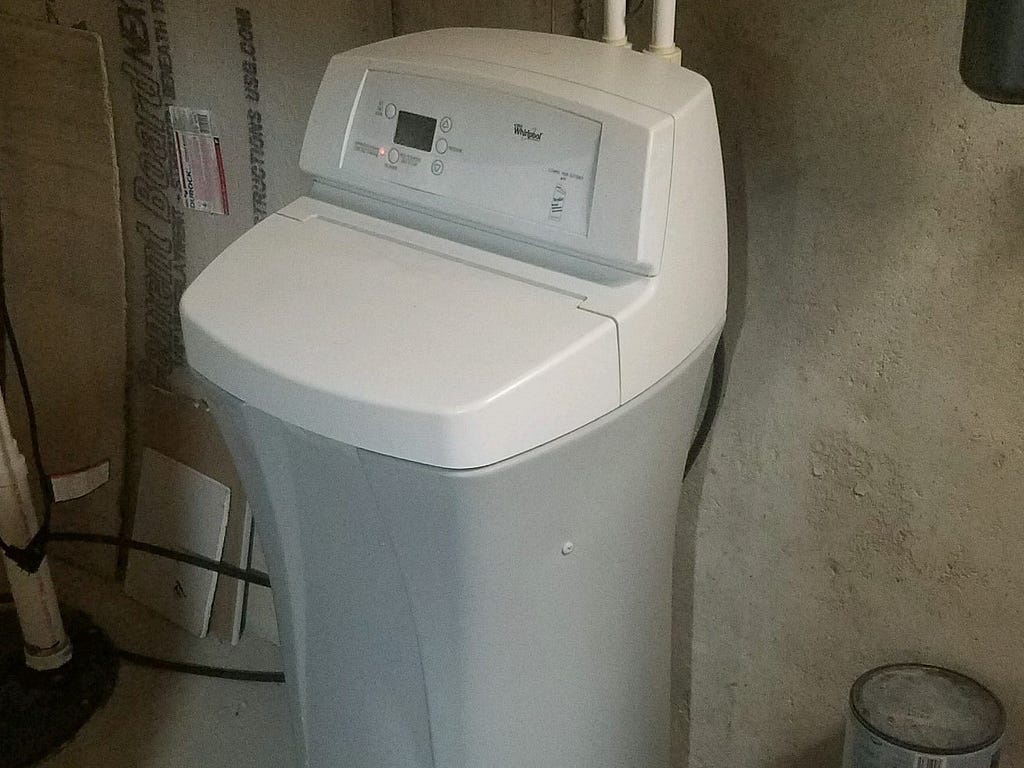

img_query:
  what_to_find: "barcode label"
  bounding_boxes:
[168,106,229,215]
[915,757,945,768]
[168,106,215,136]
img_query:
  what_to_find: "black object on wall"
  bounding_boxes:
[961,0,1024,103]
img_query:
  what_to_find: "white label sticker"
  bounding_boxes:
[169,107,229,215]
[49,460,110,502]
[914,757,946,768]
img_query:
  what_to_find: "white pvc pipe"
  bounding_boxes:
[603,0,628,46]
[650,0,678,54]
[0,388,71,671]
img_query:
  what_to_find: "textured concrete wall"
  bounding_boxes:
[391,0,579,36]
[670,1,1024,765]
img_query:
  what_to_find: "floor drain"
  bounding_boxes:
[0,607,119,768]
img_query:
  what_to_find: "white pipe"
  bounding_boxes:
[648,0,682,62]
[650,0,675,49]
[0,387,71,671]
[603,0,628,46]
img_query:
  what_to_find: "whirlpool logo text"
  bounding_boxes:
[513,123,543,141]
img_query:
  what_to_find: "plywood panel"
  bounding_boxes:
[0,16,127,576]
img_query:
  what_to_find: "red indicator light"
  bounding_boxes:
[378,147,386,157]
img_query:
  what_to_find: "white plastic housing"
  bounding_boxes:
[182,204,619,469]
[182,29,726,469]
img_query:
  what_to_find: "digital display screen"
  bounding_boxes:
[393,110,437,152]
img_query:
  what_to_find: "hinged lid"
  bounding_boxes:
[181,208,620,468]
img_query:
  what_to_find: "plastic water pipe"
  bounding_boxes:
[603,0,629,46]
[648,0,682,63]
[0,387,71,671]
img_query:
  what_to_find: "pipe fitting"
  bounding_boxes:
[645,44,681,65]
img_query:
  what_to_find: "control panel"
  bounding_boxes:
[301,48,678,275]
[341,71,602,236]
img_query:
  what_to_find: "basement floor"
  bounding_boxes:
[17,563,296,768]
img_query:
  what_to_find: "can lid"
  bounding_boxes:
[851,664,1005,754]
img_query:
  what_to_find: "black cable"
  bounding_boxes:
[0,588,282,682]
[1,300,52,509]
[47,532,271,588]
[0,191,6,390]
[0,539,282,682]
[0,193,52,511]
[46,534,279,680]
[0,589,282,679]
[1,553,281,682]
[47,536,280,679]
[684,336,726,477]
[117,650,284,683]
[0,178,55,573]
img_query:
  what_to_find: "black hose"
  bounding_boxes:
[47,532,271,588]
[0,561,283,683]
[684,336,726,477]
[117,649,284,683]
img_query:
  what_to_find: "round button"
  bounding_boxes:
[431,159,444,175]
[387,147,400,164]
[435,138,448,154]
[439,116,452,133]
[384,103,397,119]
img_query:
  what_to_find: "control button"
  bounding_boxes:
[435,138,448,154]
[384,103,397,119]
[431,159,444,175]
[439,116,452,133]
[387,147,400,164]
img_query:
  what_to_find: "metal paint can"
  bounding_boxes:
[843,664,1005,768]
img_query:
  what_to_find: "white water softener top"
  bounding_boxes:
[181,28,727,468]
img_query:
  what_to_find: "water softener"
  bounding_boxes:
[181,28,727,768]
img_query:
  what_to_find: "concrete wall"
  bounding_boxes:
[391,0,578,36]
[672,1,1024,765]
